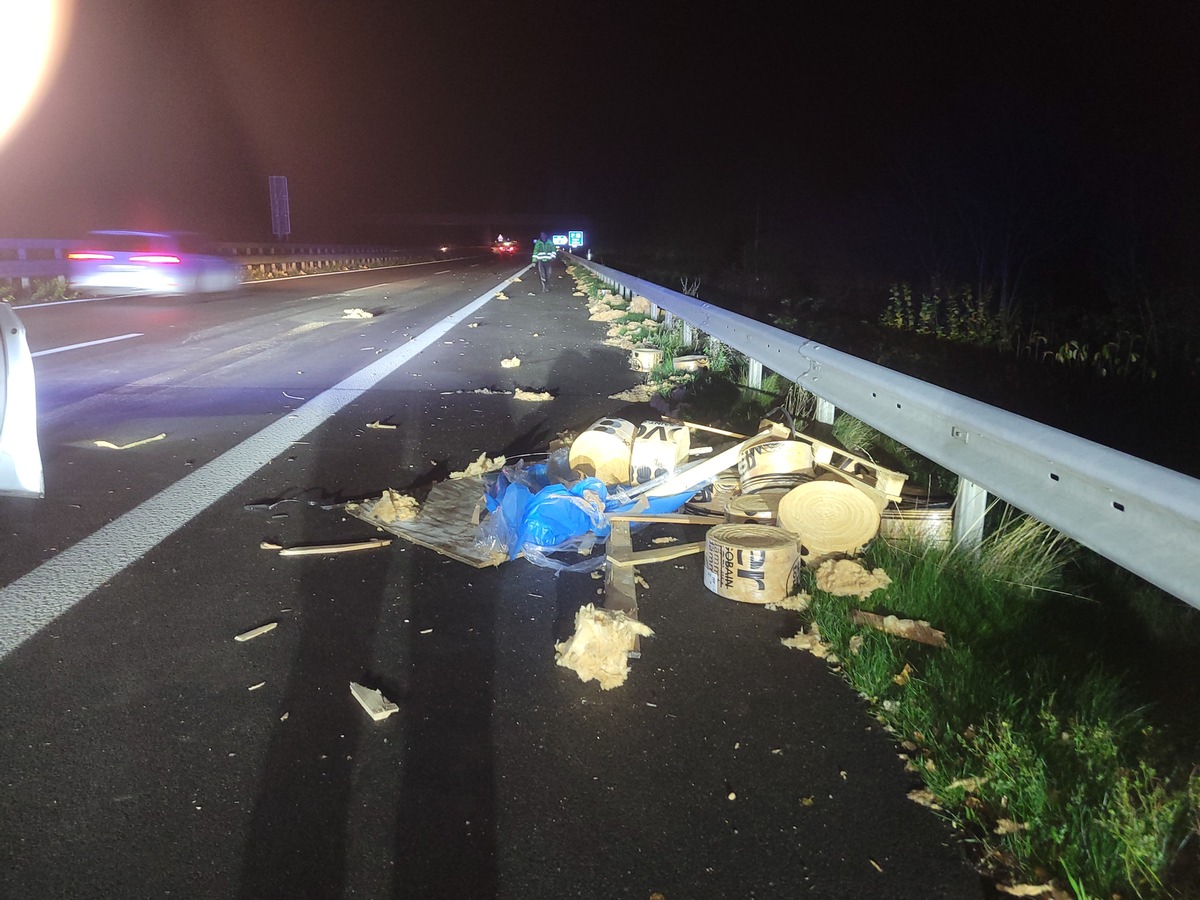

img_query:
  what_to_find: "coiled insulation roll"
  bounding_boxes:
[703,524,800,604]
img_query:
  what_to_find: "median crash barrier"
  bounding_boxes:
[0,301,44,498]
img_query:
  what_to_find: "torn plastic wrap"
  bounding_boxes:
[474,462,696,572]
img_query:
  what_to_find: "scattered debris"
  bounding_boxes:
[94,433,166,450]
[352,489,420,524]
[366,420,397,430]
[494,292,509,300]
[248,682,266,691]
[764,591,812,612]
[650,536,678,545]
[513,389,554,402]
[555,603,653,690]
[342,308,374,318]
[907,788,941,809]
[814,558,893,598]
[277,538,393,556]
[349,681,399,721]
[259,541,283,550]
[608,384,660,403]
[780,625,835,660]
[995,885,1059,898]
[500,356,521,368]
[849,609,948,648]
[468,322,479,328]
[234,622,278,642]
[450,452,506,479]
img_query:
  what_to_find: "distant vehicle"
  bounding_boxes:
[492,239,518,256]
[67,230,240,295]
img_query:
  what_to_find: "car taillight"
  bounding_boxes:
[128,254,181,264]
[68,252,114,260]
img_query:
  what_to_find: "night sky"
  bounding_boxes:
[2,1,1197,293]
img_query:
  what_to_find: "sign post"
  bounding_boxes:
[269,176,291,242]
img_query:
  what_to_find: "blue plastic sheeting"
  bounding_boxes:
[477,461,693,570]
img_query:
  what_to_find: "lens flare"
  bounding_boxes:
[0,1,72,148]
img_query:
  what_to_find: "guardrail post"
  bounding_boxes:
[952,478,987,550]
[649,303,660,321]
[815,398,836,425]
[746,359,763,390]
[17,248,30,292]
[681,322,694,346]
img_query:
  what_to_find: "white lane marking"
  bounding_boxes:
[0,271,528,660]
[32,333,144,357]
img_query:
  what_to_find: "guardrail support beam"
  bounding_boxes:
[746,359,763,390]
[952,478,987,550]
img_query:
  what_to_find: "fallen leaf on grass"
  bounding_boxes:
[946,776,988,792]
[994,818,1027,835]
[996,885,1057,897]
[94,433,166,450]
[907,788,941,809]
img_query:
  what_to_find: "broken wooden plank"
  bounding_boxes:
[607,513,720,525]
[645,426,783,498]
[849,609,947,647]
[94,432,167,450]
[603,520,641,657]
[349,681,399,721]
[278,538,392,556]
[609,540,706,568]
[234,622,278,642]
[660,417,748,440]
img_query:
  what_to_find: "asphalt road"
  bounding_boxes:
[0,258,985,898]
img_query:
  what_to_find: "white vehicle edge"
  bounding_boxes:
[0,302,44,498]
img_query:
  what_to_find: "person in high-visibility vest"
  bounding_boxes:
[532,232,556,292]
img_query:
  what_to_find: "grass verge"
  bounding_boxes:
[798,523,1200,898]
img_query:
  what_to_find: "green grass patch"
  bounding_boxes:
[798,526,1199,897]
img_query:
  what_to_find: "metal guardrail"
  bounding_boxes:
[569,253,1200,610]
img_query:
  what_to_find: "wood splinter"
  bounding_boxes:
[350,681,399,721]
[278,538,392,557]
[849,609,947,648]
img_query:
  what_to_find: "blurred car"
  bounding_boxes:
[491,238,518,256]
[67,230,240,295]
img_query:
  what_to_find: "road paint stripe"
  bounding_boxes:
[32,333,144,357]
[0,269,529,660]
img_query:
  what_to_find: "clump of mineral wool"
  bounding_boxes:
[554,604,653,690]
